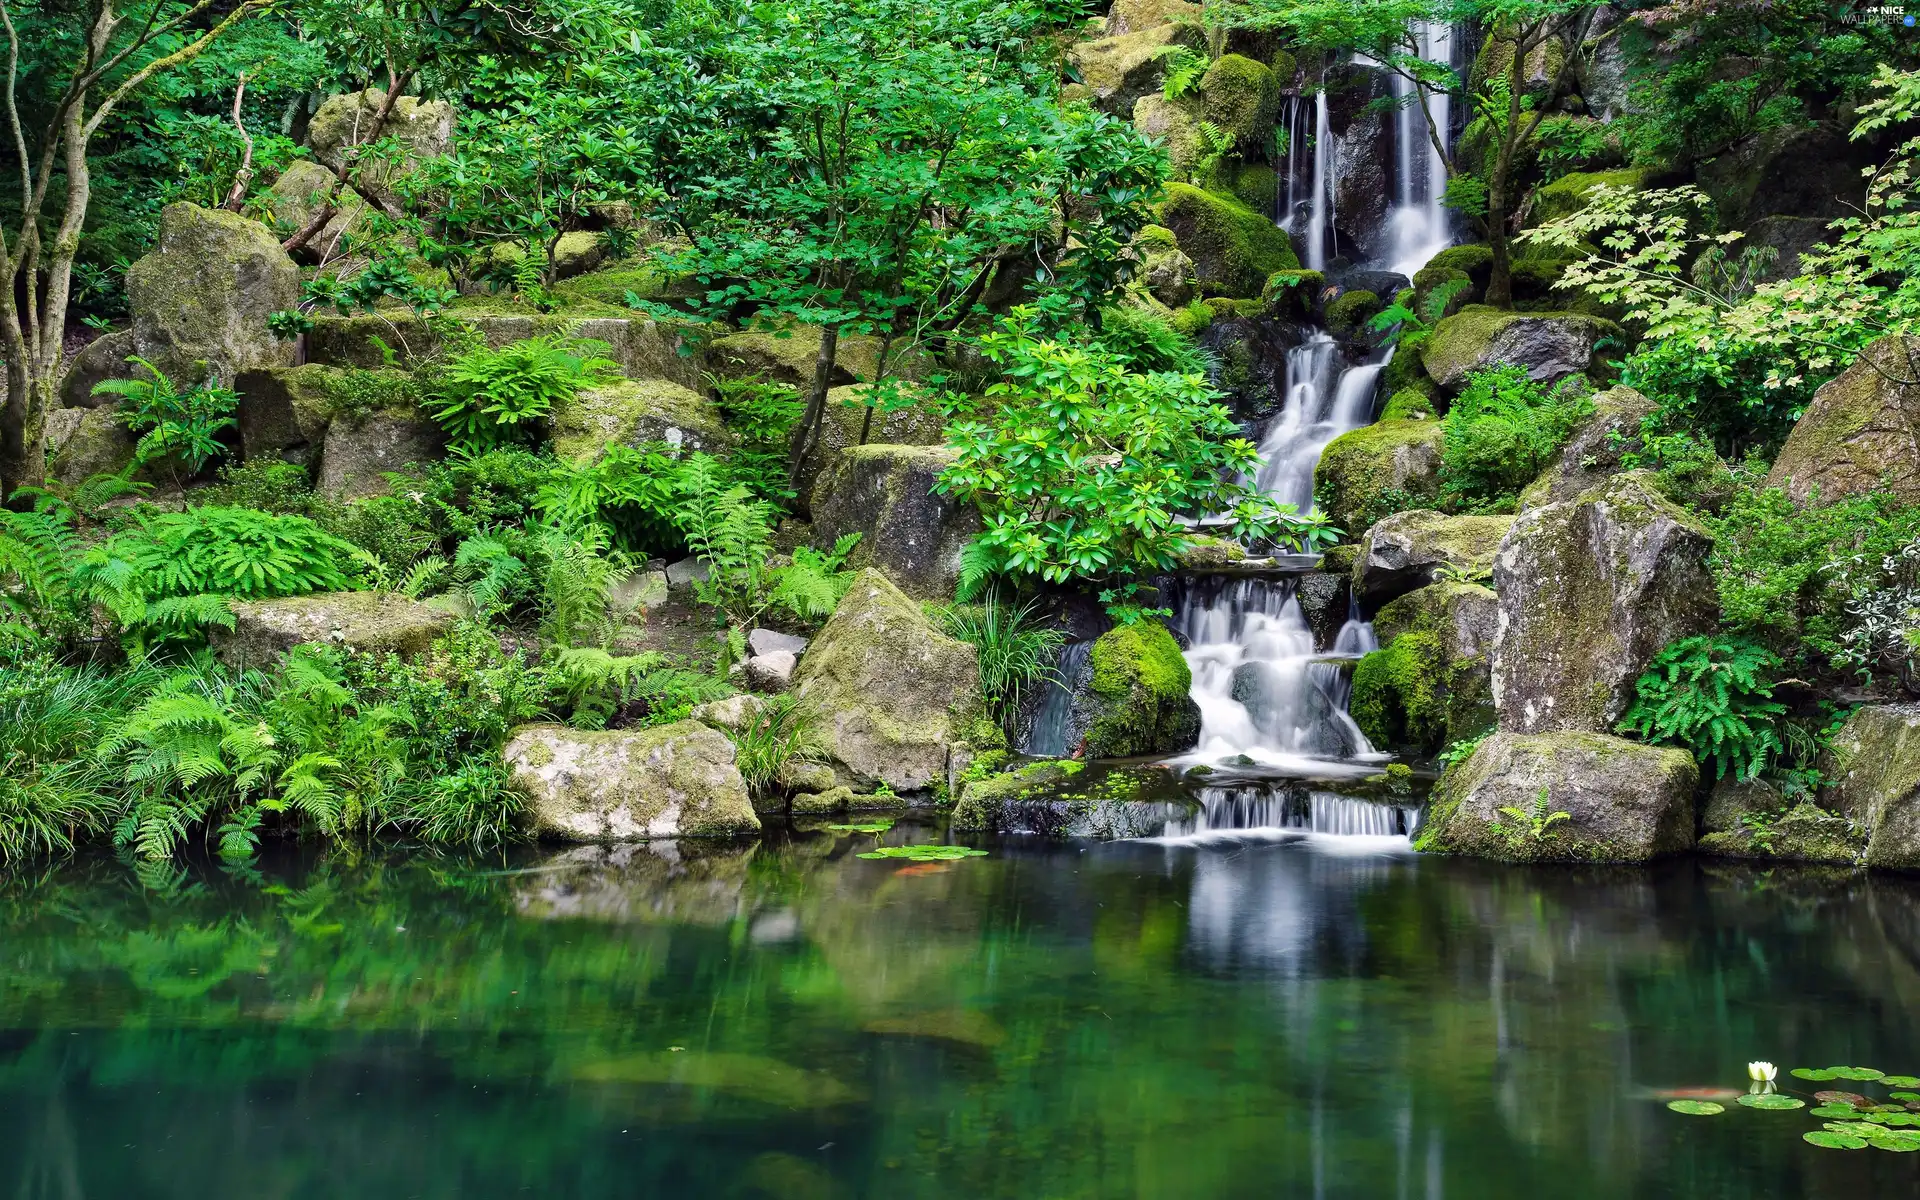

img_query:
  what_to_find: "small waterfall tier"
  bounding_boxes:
[1385,20,1458,278]
[1159,784,1419,840]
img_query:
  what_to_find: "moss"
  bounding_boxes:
[1082,622,1199,757]
[951,759,1083,830]
[1155,182,1299,298]
[1198,54,1279,146]
[1380,388,1435,421]
[1215,161,1278,216]
[1259,268,1321,319]
[1697,801,1862,865]
[1171,299,1214,336]
[1314,419,1444,534]
[550,378,734,463]
[1324,289,1380,337]
[1380,342,1433,399]
[1068,23,1207,111]
[1426,244,1493,278]
[1136,223,1180,253]
[1764,336,1920,508]
[1177,534,1247,569]
[1269,48,1297,82]
[1531,168,1646,226]
[550,260,682,306]
[1351,632,1446,750]
[1354,582,1498,754]
[1421,305,1616,390]
[1132,95,1204,179]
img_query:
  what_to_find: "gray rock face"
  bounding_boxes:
[809,444,983,599]
[1417,731,1698,862]
[745,651,797,693]
[666,557,711,587]
[211,591,455,667]
[1700,775,1789,836]
[306,90,453,202]
[1766,336,1920,508]
[316,409,442,499]
[1422,306,1612,392]
[235,364,343,463]
[1825,703,1920,869]
[1294,570,1352,651]
[503,721,759,841]
[125,203,300,386]
[1492,473,1717,734]
[1518,385,1658,510]
[549,378,735,463]
[1353,509,1514,608]
[792,568,983,792]
[47,407,137,487]
[56,330,133,409]
[792,386,949,503]
[748,628,808,657]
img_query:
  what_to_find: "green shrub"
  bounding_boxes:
[88,505,357,603]
[727,693,826,802]
[425,336,619,450]
[940,590,1065,740]
[92,356,238,482]
[1097,304,1212,375]
[202,460,318,515]
[1438,365,1591,510]
[709,372,805,502]
[1619,635,1786,781]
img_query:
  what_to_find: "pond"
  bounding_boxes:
[3,818,1920,1198]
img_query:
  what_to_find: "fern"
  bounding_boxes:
[727,693,826,802]
[93,355,238,481]
[554,646,728,727]
[1153,45,1207,101]
[1620,635,1788,781]
[1193,118,1235,184]
[425,336,620,450]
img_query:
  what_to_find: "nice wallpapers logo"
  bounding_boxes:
[1845,5,1917,25]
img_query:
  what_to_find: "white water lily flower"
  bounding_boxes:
[1749,1061,1778,1082]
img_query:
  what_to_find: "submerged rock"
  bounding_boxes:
[792,569,982,792]
[1492,473,1716,734]
[212,591,455,667]
[1353,510,1513,609]
[503,721,759,841]
[1351,582,1498,754]
[1422,305,1614,392]
[1766,336,1920,508]
[1825,703,1920,869]
[1417,731,1697,862]
[1077,622,1201,758]
[808,444,981,599]
[125,202,300,386]
[1314,419,1443,535]
[1518,385,1658,510]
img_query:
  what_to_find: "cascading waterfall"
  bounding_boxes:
[1251,336,1388,515]
[1304,89,1335,271]
[1385,20,1456,278]
[1023,641,1092,757]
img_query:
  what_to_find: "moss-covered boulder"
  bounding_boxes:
[307,89,453,200]
[1697,776,1861,864]
[234,365,350,462]
[1324,289,1381,339]
[1491,473,1717,734]
[1417,731,1696,862]
[1765,336,1920,508]
[790,384,949,500]
[1067,24,1207,118]
[1130,224,1199,308]
[124,203,300,386]
[1216,161,1279,216]
[1078,622,1200,758]
[1528,168,1646,227]
[1353,510,1513,608]
[1825,703,1920,869]
[549,378,735,463]
[1517,384,1657,510]
[951,760,1085,831]
[212,591,456,668]
[1103,0,1202,36]
[1131,95,1203,181]
[1314,419,1443,535]
[1351,581,1498,754]
[503,721,759,841]
[316,406,443,499]
[1422,305,1614,392]
[792,569,982,792]
[808,444,982,598]
[1198,54,1279,147]
[1155,182,1299,298]
[1379,388,1435,421]
[564,317,708,389]
[706,327,920,391]
[47,406,138,487]
[56,329,133,410]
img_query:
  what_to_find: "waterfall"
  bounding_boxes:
[1251,336,1388,516]
[1304,89,1334,271]
[1023,641,1092,757]
[1385,20,1456,278]
[1159,785,1419,838]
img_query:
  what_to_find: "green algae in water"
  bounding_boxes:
[856,844,988,861]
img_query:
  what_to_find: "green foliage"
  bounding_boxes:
[709,373,805,502]
[92,356,239,481]
[1489,788,1572,846]
[1438,365,1591,510]
[0,490,102,645]
[551,647,727,730]
[425,337,619,451]
[939,307,1318,588]
[88,505,356,604]
[727,694,826,803]
[0,657,133,862]
[1620,636,1787,781]
[1096,305,1213,376]
[1368,277,1470,352]
[857,843,988,861]
[1154,45,1208,101]
[940,591,1065,741]
[671,455,861,633]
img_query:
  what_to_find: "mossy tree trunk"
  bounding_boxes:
[1482,7,1593,309]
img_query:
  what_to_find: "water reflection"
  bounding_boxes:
[0,836,1917,1198]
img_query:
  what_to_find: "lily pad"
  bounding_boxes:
[1737,1093,1806,1110]
[1814,1090,1870,1106]
[1883,1075,1920,1088]
[1792,1067,1838,1081]
[1811,1104,1862,1118]
[1805,1130,1868,1150]
[828,820,896,833]
[1832,1066,1886,1081]
[1667,1100,1725,1115]
[857,845,989,862]
[1890,1091,1920,1102]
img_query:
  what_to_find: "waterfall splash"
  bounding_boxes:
[1023,641,1093,757]
[1157,786,1419,840]
[1385,20,1456,278]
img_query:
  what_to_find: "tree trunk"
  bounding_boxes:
[856,331,897,447]
[785,323,841,496]
[1483,44,1528,310]
[0,367,52,498]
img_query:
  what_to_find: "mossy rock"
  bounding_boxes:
[1215,161,1279,216]
[1314,419,1443,536]
[1354,510,1513,608]
[1529,168,1646,227]
[1260,268,1321,319]
[1130,223,1200,308]
[707,327,921,390]
[1350,582,1498,754]
[1170,298,1214,336]
[1380,388,1435,421]
[1426,243,1494,280]
[1380,341,1434,400]
[1197,54,1279,148]
[1324,289,1381,338]
[503,720,759,841]
[1103,0,1203,36]
[1517,384,1657,510]
[212,591,457,668]
[1155,182,1299,299]
[951,760,1085,831]
[1080,622,1201,758]
[1422,305,1615,392]
[550,378,736,463]
[1824,703,1920,869]
[1765,335,1920,508]
[809,443,981,598]
[235,364,407,463]
[1132,94,1204,180]
[124,202,300,386]
[1067,23,1208,117]
[47,407,139,487]
[550,258,696,307]
[1176,534,1247,569]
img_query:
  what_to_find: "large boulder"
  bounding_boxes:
[211,591,455,667]
[1491,473,1717,734]
[1131,95,1204,181]
[1197,54,1279,148]
[267,158,364,261]
[315,406,442,499]
[1825,704,1920,869]
[56,330,133,409]
[1353,510,1513,608]
[1314,419,1443,534]
[1154,182,1299,298]
[808,445,982,599]
[47,407,137,487]
[1422,305,1614,393]
[1077,621,1200,758]
[306,89,454,201]
[1765,336,1920,508]
[1528,168,1646,227]
[792,569,983,792]
[1350,582,1498,754]
[549,379,734,463]
[235,364,348,463]
[1103,0,1201,35]
[566,317,708,390]
[1416,731,1698,862]
[706,327,921,390]
[1067,24,1207,118]
[502,721,759,841]
[793,385,947,501]
[1129,225,1198,309]
[1517,384,1657,510]
[124,202,300,386]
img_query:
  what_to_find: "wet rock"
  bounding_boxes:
[125,202,300,386]
[1077,622,1201,758]
[1697,801,1862,866]
[1701,775,1789,835]
[791,785,855,814]
[549,378,735,463]
[212,591,455,667]
[1492,473,1717,734]
[1353,510,1513,608]
[792,568,982,792]
[1518,384,1657,510]
[316,407,442,499]
[1351,582,1499,754]
[1765,336,1920,508]
[1314,419,1443,535]
[1422,305,1614,392]
[952,760,1086,831]
[1130,225,1199,309]
[808,444,982,599]
[503,721,759,841]
[1068,24,1208,118]
[1825,703,1920,869]
[1416,730,1697,862]
[1155,182,1299,299]
[1294,570,1351,651]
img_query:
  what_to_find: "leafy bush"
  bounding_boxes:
[406,758,524,852]
[202,459,320,515]
[92,356,239,481]
[1096,304,1212,375]
[1438,365,1592,510]
[1620,635,1787,781]
[0,657,135,862]
[709,373,804,502]
[940,591,1064,740]
[88,505,358,603]
[0,490,107,645]
[424,337,619,450]
[551,647,729,729]
[537,442,697,556]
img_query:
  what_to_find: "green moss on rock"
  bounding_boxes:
[1764,336,1920,508]
[1380,388,1435,421]
[1215,161,1279,215]
[503,720,759,840]
[1530,168,1646,226]
[951,759,1085,830]
[1351,582,1498,754]
[1423,305,1615,391]
[1197,54,1279,147]
[1314,419,1444,535]
[1155,182,1299,298]
[1325,289,1381,337]
[1082,623,1200,757]
[550,378,736,463]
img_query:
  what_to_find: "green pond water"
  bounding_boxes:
[4,816,1920,1199]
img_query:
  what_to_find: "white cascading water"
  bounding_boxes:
[1385,21,1456,279]
[1303,89,1335,271]
[1251,337,1388,516]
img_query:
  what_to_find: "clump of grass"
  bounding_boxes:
[728,694,825,802]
